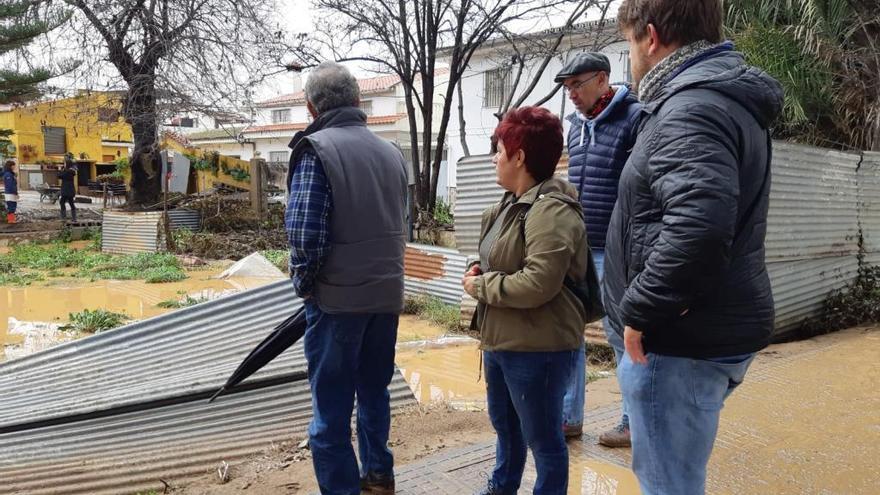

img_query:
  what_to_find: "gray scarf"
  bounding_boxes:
[638,40,715,103]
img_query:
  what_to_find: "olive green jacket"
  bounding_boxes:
[472,177,588,352]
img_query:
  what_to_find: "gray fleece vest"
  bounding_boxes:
[292,108,408,314]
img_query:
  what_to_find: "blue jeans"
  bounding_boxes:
[484,349,574,495]
[618,351,755,495]
[303,301,399,495]
[563,250,630,428]
[5,201,16,213]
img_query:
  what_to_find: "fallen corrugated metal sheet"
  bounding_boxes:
[0,380,415,495]
[766,142,861,261]
[404,243,467,306]
[167,208,201,231]
[767,256,860,339]
[454,154,568,256]
[101,211,162,254]
[0,280,416,493]
[860,151,880,266]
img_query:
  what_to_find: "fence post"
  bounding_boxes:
[249,157,268,222]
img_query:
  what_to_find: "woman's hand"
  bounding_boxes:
[462,275,479,298]
[466,263,482,277]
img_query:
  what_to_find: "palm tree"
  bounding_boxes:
[726,0,880,150]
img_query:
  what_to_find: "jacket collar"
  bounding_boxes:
[501,176,579,207]
[287,106,367,151]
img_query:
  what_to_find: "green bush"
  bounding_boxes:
[61,309,129,334]
[433,198,453,225]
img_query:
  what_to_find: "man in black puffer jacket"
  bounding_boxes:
[606,1,783,494]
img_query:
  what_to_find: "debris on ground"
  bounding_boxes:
[217,252,285,279]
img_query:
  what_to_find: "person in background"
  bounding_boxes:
[3,160,18,224]
[59,156,77,223]
[285,61,408,495]
[554,51,641,446]
[463,106,588,495]
[606,0,783,493]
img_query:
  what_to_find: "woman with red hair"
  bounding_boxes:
[462,106,588,494]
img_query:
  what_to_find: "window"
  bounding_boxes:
[272,109,291,124]
[621,51,632,83]
[269,151,288,164]
[42,126,66,154]
[97,107,120,123]
[359,100,373,116]
[483,68,512,108]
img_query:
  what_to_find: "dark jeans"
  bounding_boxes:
[59,195,76,221]
[303,300,398,495]
[484,349,575,495]
[5,201,16,213]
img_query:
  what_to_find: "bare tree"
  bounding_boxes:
[60,0,312,205]
[493,0,616,118]
[312,0,574,221]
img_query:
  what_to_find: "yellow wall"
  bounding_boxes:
[0,92,133,164]
[161,134,252,192]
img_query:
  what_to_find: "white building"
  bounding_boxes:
[184,72,454,200]
[442,20,630,168]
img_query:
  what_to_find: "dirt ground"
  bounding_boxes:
[172,365,627,495]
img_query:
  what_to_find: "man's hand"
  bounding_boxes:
[462,275,479,298]
[624,325,648,365]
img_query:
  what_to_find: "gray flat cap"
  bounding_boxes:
[554,52,611,82]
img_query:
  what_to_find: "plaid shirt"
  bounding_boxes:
[285,150,332,297]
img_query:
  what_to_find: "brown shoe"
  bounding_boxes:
[361,471,395,494]
[598,424,631,448]
[563,423,583,438]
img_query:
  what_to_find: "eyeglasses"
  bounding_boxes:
[562,73,600,93]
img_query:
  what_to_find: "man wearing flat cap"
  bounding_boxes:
[556,51,641,447]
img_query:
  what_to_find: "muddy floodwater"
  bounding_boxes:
[396,341,486,409]
[0,269,281,361]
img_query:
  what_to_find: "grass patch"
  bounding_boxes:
[260,249,289,273]
[157,294,210,309]
[61,309,130,334]
[78,252,186,283]
[2,241,187,285]
[403,294,463,333]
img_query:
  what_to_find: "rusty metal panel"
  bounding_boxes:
[101,211,162,254]
[766,142,861,261]
[767,255,860,340]
[859,151,880,265]
[404,243,467,306]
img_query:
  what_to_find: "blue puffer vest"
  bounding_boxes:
[566,85,641,250]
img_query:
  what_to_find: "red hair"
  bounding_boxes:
[493,106,563,182]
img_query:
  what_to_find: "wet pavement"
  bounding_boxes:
[394,326,880,494]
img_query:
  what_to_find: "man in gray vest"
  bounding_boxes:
[285,61,408,495]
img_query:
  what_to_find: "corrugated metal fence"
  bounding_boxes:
[102,209,201,254]
[404,243,468,306]
[0,281,416,494]
[454,142,880,340]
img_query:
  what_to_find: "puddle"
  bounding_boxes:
[396,342,486,409]
[1,269,281,361]
[397,314,447,343]
[568,459,641,495]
